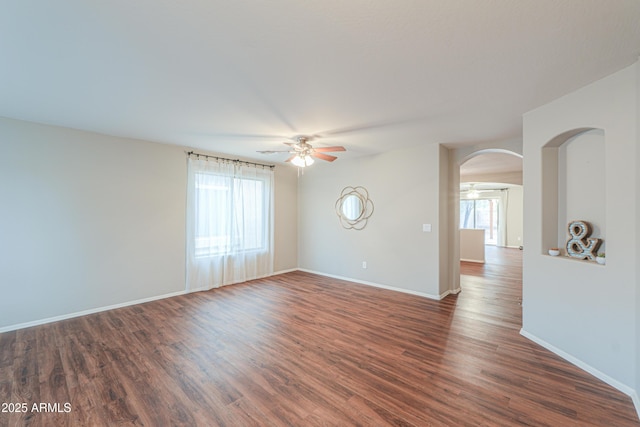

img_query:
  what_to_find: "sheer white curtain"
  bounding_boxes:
[186,157,274,291]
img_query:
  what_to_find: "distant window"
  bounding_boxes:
[460,198,498,245]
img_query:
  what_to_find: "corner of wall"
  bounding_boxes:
[438,145,451,294]
[635,56,640,418]
[274,165,299,271]
[442,145,460,294]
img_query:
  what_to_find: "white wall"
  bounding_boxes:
[522,63,638,397]
[557,129,606,250]
[0,118,186,328]
[438,145,452,295]
[298,143,449,299]
[460,171,522,186]
[505,185,523,248]
[274,165,298,272]
[636,57,640,409]
[460,229,485,262]
[0,117,298,330]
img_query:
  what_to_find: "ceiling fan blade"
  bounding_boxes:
[313,146,346,153]
[311,152,338,162]
[283,142,305,151]
[284,154,297,163]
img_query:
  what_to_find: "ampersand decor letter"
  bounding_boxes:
[566,220,601,261]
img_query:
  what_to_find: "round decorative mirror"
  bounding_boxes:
[341,194,364,221]
[335,186,374,230]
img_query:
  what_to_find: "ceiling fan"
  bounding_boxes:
[257,136,346,167]
[460,183,507,198]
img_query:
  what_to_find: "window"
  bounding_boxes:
[194,172,268,257]
[186,157,274,291]
[460,198,499,245]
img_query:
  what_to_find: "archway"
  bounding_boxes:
[444,144,523,296]
[460,150,523,255]
[540,127,605,255]
[456,148,524,323]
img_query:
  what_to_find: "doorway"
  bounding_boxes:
[456,149,523,298]
[460,197,500,245]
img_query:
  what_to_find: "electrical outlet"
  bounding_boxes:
[362,261,367,269]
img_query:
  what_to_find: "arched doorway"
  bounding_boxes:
[443,144,523,295]
[459,150,523,258]
[455,149,524,323]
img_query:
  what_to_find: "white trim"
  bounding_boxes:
[632,392,640,421]
[520,328,640,419]
[186,269,299,294]
[272,268,298,275]
[0,290,188,333]
[298,268,445,300]
[438,289,459,299]
[185,286,210,293]
[0,269,301,333]
[460,258,485,263]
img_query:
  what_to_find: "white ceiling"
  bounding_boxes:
[1,1,639,163]
[461,152,523,175]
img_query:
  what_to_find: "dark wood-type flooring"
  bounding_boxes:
[1,247,638,426]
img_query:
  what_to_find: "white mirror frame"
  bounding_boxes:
[335,186,374,230]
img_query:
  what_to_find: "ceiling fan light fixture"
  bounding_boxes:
[466,184,479,199]
[291,154,314,167]
[257,135,345,166]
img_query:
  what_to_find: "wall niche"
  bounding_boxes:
[541,128,606,257]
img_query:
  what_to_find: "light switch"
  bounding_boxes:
[423,224,432,232]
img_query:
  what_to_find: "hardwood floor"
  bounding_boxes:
[1,248,638,426]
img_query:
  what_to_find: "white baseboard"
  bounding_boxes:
[460,258,485,263]
[297,268,451,300]
[272,268,298,275]
[0,270,302,334]
[633,392,640,422]
[0,290,188,334]
[520,328,640,420]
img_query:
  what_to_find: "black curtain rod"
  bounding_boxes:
[187,151,275,169]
